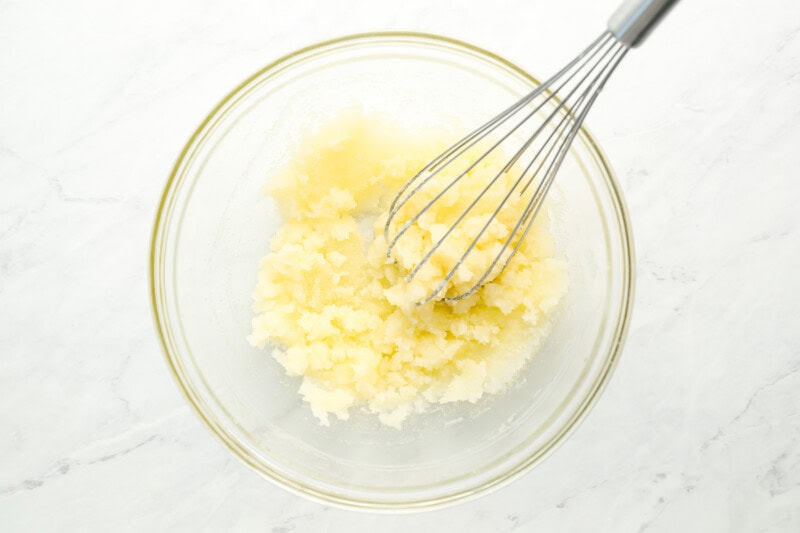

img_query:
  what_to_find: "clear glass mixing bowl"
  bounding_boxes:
[150,32,634,510]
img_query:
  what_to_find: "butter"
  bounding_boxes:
[248,111,567,428]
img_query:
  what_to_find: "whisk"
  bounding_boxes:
[384,0,678,305]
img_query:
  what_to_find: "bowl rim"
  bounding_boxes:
[149,31,635,511]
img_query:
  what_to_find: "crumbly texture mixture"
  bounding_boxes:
[248,111,567,428]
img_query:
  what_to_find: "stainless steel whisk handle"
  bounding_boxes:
[608,0,679,47]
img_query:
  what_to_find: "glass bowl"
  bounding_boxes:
[150,32,634,510]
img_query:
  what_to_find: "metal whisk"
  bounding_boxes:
[384,0,678,305]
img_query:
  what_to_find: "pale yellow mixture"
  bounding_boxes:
[248,111,567,428]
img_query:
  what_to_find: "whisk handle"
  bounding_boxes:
[608,0,679,47]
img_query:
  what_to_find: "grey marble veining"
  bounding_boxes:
[1,0,799,530]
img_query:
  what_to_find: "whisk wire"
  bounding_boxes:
[405,46,618,289]
[386,30,632,305]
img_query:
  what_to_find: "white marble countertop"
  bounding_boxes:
[2,0,799,530]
